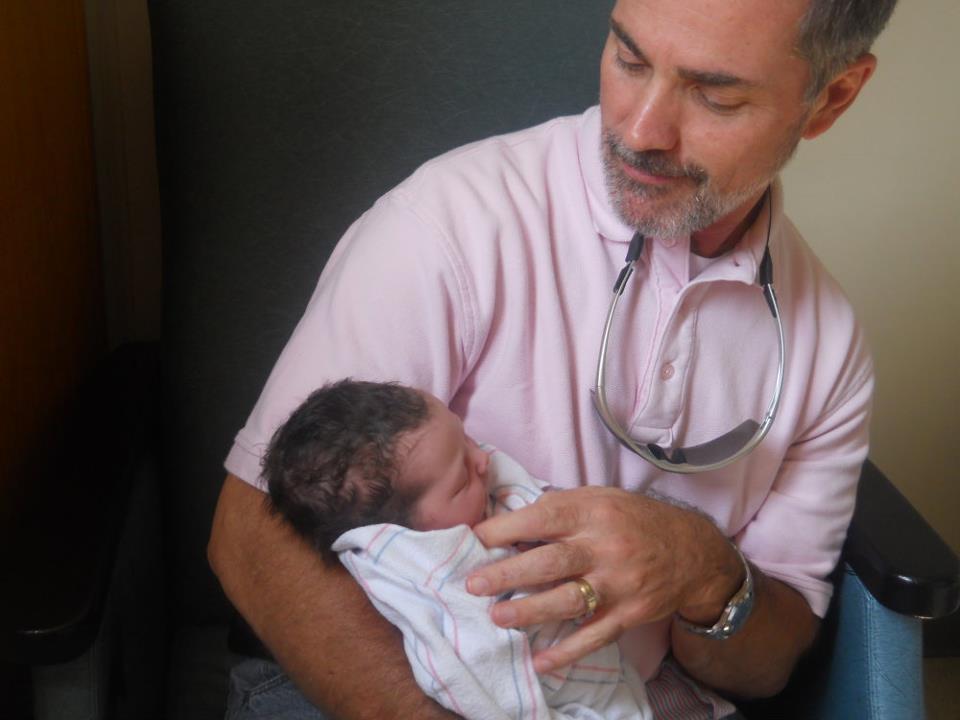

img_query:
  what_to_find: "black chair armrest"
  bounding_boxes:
[0,342,160,665]
[843,459,960,618]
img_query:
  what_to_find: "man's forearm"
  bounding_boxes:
[209,474,458,719]
[671,563,820,698]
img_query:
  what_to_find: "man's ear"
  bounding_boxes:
[802,53,878,140]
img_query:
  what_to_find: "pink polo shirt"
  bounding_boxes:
[226,106,873,678]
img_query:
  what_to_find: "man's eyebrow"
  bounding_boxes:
[609,18,649,65]
[677,67,757,89]
[608,17,758,90]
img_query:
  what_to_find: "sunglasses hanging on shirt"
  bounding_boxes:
[591,186,785,474]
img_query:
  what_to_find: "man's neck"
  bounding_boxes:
[690,188,768,258]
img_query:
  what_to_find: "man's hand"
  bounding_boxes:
[466,487,743,673]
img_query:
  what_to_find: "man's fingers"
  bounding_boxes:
[466,541,592,596]
[488,579,600,628]
[473,491,585,548]
[532,613,622,674]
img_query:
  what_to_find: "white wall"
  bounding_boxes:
[782,0,960,551]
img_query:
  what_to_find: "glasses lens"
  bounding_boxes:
[645,419,760,466]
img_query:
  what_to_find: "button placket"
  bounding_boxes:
[622,238,696,443]
[630,297,696,433]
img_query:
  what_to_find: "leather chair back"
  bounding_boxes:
[151,0,613,625]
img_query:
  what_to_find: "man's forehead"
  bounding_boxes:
[610,18,762,90]
[612,0,810,30]
[610,0,810,78]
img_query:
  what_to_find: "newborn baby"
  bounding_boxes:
[264,379,651,720]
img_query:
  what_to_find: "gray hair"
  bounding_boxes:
[796,0,899,100]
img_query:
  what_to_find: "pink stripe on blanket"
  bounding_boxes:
[362,524,390,554]
[425,645,467,718]
[520,635,539,720]
[424,527,472,588]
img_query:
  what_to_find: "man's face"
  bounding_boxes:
[600,0,813,238]
[398,394,492,531]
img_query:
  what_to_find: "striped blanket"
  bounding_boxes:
[333,447,652,720]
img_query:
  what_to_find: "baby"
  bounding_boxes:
[264,379,492,553]
[264,379,651,720]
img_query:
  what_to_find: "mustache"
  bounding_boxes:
[605,132,708,184]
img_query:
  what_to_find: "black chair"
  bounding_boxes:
[4,2,958,718]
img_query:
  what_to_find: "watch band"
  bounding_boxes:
[677,545,755,640]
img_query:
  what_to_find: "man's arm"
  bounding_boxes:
[208,473,459,719]
[671,551,819,697]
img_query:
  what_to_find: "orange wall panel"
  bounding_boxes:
[0,0,105,503]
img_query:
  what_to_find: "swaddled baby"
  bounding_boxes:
[264,379,651,720]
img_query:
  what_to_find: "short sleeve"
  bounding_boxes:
[225,194,479,489]
[737,340,874,617]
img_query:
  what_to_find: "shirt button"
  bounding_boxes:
[660,236,677,247]
[660,363,675,380]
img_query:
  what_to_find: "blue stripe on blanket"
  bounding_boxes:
[373,527,409,563]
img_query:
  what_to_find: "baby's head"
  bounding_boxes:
[263,380,490,557]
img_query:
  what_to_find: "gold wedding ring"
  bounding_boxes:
[573,577,599,616]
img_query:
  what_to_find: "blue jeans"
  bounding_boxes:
[224,654,747,720]
[225,656,326,720]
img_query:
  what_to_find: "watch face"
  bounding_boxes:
[719,588,754,638]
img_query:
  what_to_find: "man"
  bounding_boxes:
[211,0,897,717]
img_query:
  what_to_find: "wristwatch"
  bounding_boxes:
[677,545,754,640]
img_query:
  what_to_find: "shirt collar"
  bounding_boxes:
[693,178,785,287]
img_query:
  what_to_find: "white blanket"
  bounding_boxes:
[333,448,652,720]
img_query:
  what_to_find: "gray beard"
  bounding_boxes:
[601,129,801,239]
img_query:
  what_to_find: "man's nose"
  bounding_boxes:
[623,81,681,153]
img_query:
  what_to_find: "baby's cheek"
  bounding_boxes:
[473,498,488,526]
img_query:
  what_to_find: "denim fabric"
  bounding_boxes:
[225,657,326,720]
[224,654,746,720]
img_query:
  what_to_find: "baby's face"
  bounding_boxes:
[398,394,491,531]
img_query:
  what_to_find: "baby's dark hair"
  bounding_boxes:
[263,379,430,558]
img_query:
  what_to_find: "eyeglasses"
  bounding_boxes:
[591,189,785,474]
